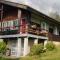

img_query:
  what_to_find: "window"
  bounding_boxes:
[7,21,13,27]
[1,20,19,31]
[10,20,13,27]
[7,20,14,30]
[4,21,8,28]
[13,19,19,30]
[2,21,7,31]
[49,28,54,33]
[0,22,1,31]
[0,22,1,28]
[41,22,46,29]
[13,19,19,27]
[7,21,11,27]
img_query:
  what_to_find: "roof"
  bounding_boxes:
[27,7,60,26]
[0,0,60,26]
[0,0,27,9]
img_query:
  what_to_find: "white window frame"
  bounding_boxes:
[41,22,46,30]
[0,22,1,31]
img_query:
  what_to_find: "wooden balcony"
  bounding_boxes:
[48,33,60,41]
[0,26,19,35]
[0,24,48,37]
[28,26,48,37]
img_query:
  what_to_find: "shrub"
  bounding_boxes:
[30,44,44,56]
[46,41,56,51]
[0,41,6,55]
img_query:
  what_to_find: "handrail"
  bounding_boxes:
[48,32,60,37]
[48,32,60,41]
[28,26,48,36]
[0,24,48,36]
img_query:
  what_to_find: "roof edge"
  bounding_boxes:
[0,0,60,25]
[0,0,27,9]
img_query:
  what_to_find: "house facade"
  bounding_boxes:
[0,0,60,57]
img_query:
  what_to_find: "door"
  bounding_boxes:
[20,18,26,33]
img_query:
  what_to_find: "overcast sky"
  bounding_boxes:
[38,0,60,15]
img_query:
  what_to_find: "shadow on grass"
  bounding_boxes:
[0,57,19,60]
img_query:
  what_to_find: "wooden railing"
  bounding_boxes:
[0,24,48,36]
[28,26,48,37]
[48,33,60,41]
[0,26,19,35]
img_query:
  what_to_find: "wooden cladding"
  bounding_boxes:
[0,4,18,21]
[3,11,18,21]
[20,18,27,33]
[48,33,60,42]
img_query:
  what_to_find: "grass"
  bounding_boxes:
[0,57,19,60]
[20,46,60,60]
[0,46,60,60]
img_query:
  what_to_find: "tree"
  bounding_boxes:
[49,12,60,22]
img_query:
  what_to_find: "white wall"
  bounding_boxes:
[7,40,17,56]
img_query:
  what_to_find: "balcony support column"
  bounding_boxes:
[18,9,22,34]
[0,39,3,42]
[23,37,29,56]
[34,38,38,45]
[17,38,22,57]
[44,39,48,49]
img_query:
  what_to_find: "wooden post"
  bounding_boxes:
[0,4,3,32]
[18,9,22,34]
[23,37,29,56]
[17,38,22,57]
[34,38,38,45]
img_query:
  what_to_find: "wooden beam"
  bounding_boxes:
[18,9,22,34]
[0,0,27,9]
[0,4,3,32]
[0,33,48,40]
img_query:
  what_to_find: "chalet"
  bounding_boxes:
[0,0,60,57]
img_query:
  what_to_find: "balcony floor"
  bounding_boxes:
[0,33,48,40]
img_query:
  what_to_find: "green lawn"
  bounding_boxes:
[20,46,60,60]
[0,57,19,60]
[0,46,60,60]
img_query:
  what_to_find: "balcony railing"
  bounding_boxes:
[0,24,48,36]
[0,26,19,35]
[28,26,48,37]
[48,32,60,41]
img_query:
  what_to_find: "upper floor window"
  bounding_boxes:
[1,19,19,31]
[0,22,1,31]
[3,21,8,28]
[13,19,19,27]
[13,19,19,30]
[2,21,7,31]
[41,22,46,30]
[49,27,54,34]
[7,21,13,27]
